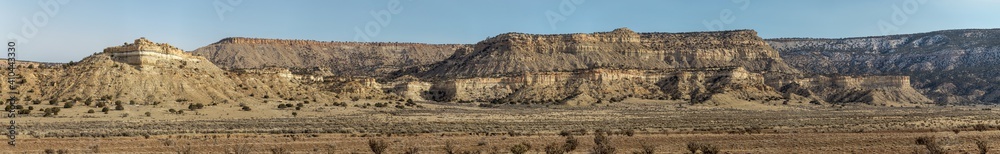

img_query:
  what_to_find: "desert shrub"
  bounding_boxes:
[63,102,75,108]
[444,141,456,154]
[115,104,124,110]
[188,103,204,110]
[292,112,298,117]
[368,139,389,154]
[624,129,635,137]
[632,144,655,154]
[974,124,991,131]
[686,142,720,154]
[915,136,945,154]
[102,107,110,113]
[269,147,290,154]
[87,109,95,113]
[977,140,990,154]
[228,142,253,154]
[545,143,567,154]
[242,106,252,111]
[404,147,420,154]
[510,142,530,154]
[564,135,579,152]
[278,104,287,109]
[145,112,152,117]
[592,132,615,154]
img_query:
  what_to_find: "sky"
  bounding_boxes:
[1,0,999,63]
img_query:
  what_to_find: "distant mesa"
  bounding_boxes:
[103,37,197,66]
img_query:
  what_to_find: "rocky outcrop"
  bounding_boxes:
[409,28,804,105]
[768,29,1000,104]
[419,28,798,79]
[1,38,336,106]
[104,38,201,69]
[784,76,931,106]
[191,37,468,78]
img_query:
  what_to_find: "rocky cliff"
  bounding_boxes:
[1,38,336,107]
[768,29,1000,104]
[190,37,467,78]
[419,28,799,79]
[403,28,816,106]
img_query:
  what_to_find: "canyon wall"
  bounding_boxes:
[191,37,467,78]
[768,29,1000,104]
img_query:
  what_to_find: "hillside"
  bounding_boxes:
[403,28,929,106]
[190,37,468,78]
[768,29,1000,104]
[1,38,335,107]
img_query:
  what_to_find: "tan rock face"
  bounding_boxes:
[0,29,937,108]
[419,28,798,80]
[103,37,197,67]
[781,75,931,106]
[191,37,468,78]
[405,28,928,105]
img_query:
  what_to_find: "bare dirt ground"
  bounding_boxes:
[2,99,1000,153]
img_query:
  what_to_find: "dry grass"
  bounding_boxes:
[2,100,1000,153]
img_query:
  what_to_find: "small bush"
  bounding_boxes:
[444,141,456,154]
[404,147,420,154]
[545,143,566,154]
[976,140,990,154]
[974,124,991,131]
[687,142,720,154]
[63,102,75,108]
[115,104,124,110]
[510,142,530,154]
[592,132,615,154]
[269,147,290,154]
[564,135,579,152]
[145,112,152,117]
[242,106,252,111]
[915,136,945,154]
[188,103,204,110]
[87,109,95,113]
[368,139,389,154]
[632,144,655,154]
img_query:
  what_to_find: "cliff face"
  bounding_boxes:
[419,28,798,79]
[406,28,813,105]
[190,37,468,78]
[0,38,336,106]
[768,29,1000,104]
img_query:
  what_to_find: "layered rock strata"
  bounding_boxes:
[768,29,1000,104]
[191,37,467,78]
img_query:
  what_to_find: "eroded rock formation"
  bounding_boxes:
[768,29,1000,104]
[191,37,468,78]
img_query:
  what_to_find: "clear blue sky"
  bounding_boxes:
[1,0,998,63]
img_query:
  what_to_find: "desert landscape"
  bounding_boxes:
[2,26,1000,153]
[3,1,1000,153]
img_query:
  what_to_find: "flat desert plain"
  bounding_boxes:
[2,99,999,153]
